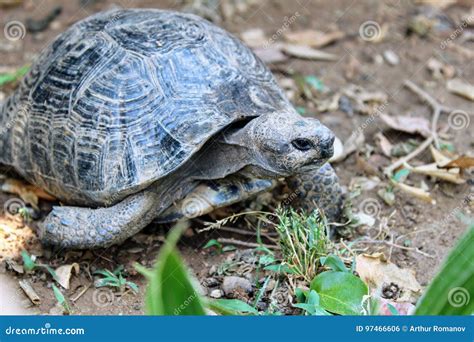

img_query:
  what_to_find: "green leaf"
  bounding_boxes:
[392,168,410,183]
[0,65,29,87]
[415,226,474,315]
[52,284,71,313]
[387,303,399,315]
[304,75,325,92]
[320,254,348,272]
[203,239,222,250]
[295,288,308,303]
[207,299,258,315]
[293,290,331,316]
[264,264,297,274]
[310,271,368,315]
[21,251,37,271]
[296,106,306,115]
[146,223,206,315]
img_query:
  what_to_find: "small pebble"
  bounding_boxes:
[209,289,223,299]
[222,276,253,298]
[383,50,399,66]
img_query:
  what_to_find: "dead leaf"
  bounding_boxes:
[378,297,416,315]
[253,46,288,64]
[283,29,344,48]
[1,178,56,209]
[342,85,388,115]
[240,28,267,48]
[380,114,431,138]
[329,136,343,163]
[442,156,474,169]
[447,78,474,101]
[407,162,466,184]
[414,0,457,9]
[281,44,338,61]
[430,145,452,165]
[375,132,393,157]
[356,253,422,303]
[55,263,80,289]
[393,181,435,204]
[315,93,340,112]
[330,130,365,163]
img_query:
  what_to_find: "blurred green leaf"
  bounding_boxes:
[415,226,474,315]
[310,271,368,315]
[0,65,29,87]
[320,254,348,272]
[21,250,36,271]
[145,223,206,315]
[208,299,258,315]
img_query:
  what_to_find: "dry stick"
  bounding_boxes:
[216,237,281,250]
[384,80,453,176]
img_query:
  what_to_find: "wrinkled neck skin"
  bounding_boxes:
[180,118,284,183]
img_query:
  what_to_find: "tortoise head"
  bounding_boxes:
[228,111,335,177]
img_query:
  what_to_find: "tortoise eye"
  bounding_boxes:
[291,138,314,151]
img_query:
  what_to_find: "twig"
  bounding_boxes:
[216,237,281,250]
[384,80,453,176]
[352,238,435,258]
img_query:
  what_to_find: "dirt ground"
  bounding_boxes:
[0,0,473,315]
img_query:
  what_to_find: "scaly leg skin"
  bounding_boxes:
[157,176,275,223]
[40,189,162,249]
[286,163,343,222]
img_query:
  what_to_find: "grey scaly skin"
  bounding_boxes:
[0,9,343,249]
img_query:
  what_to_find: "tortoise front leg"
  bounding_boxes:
[286,163,343,222]
[40,188,163,249]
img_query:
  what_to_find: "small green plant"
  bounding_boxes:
[21,250,58,281]
[52,284,71,314]
[94,266,138,293]
[273,208,330,282]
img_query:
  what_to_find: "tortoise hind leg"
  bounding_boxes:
[40,188,163,249]
[156,176,275,223]
[286,163,343,222]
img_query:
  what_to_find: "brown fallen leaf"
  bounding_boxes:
[330,130,365,163]
[240,28,267,48]
[281,44,338,61]
[253,46,288,64]
[1,178,56,209]
[375,132,393,157]
[378,297,415,315]
[408,163,466,184]
[447,78,474,101]
[393,181,435,204]
[429,145,452,165]
[55,263,80,290]
[414,0,457,9]
[356,253,422,303]
[442,156,474,169]
[283,29,344,48]
[380,113,431,138]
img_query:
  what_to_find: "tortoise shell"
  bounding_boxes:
[0,9,291,204]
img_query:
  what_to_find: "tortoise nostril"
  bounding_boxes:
[291,138,314,151]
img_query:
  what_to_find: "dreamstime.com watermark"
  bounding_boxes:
[440,15,474,50]
[4,323,85,336]
[3,20,26,41]
[262,11,300,48]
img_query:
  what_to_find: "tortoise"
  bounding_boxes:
[0,9,342,249]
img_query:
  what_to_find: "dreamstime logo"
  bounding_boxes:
[92,288,115,308]
[181,194,209,218]
[4,198,26,219]
[262,11,300,48]
[4,20,26,41]
[440,15,473,50]
[174,292,198,315]
[358,198,382,219]
[448,110,470,130]
[359,21,382,42]
[447,287,470,308]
